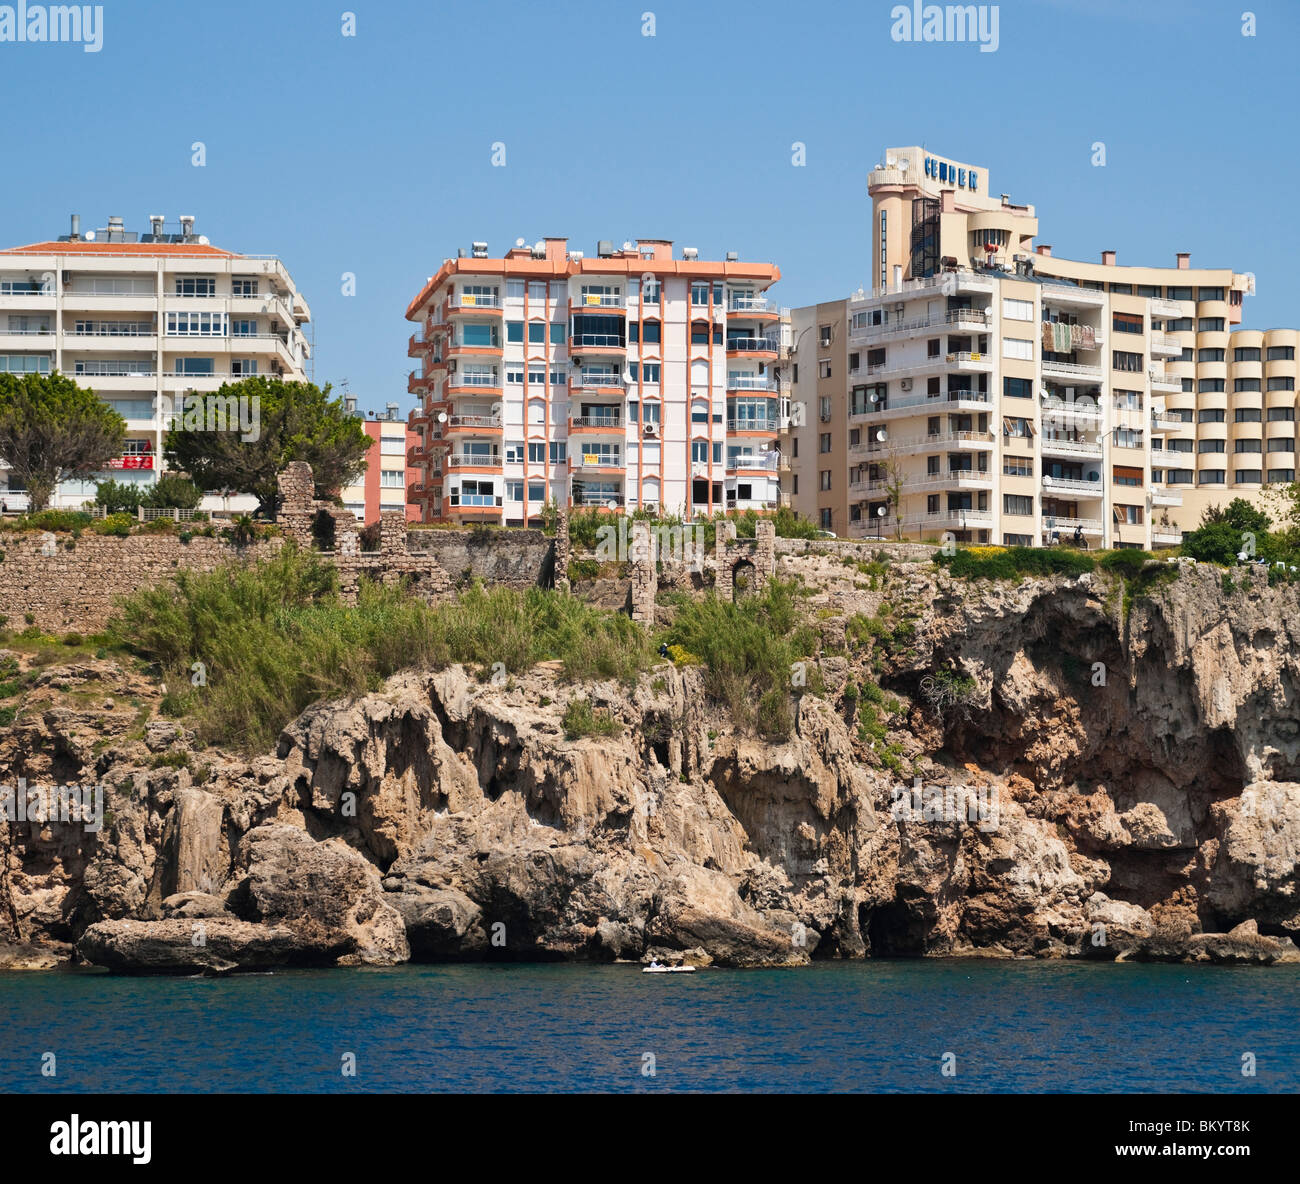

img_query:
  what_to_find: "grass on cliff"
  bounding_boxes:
[657,578,820,737]
[109,544,651,752]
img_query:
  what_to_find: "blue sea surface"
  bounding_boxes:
[1,960,1297,1093]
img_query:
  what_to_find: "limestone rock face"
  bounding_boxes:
[2,558,1298,972]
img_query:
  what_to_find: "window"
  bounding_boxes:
[550,442,566,463]
[1197,318,1225,332]
[1112,312,1144,334]
[1166,439,1195,453]
[1003,337,1032,360]
[1234,347,1261,363]
[167,311,227,336]
[1234,378,1261,392]
[1268,407,1296,421]
[1113,466,1143,487]
[1167,287,1193,301]
[819,471,832,492]
[1235,408,1262,423]
[231,278,259,297]
[1268,469,1296,482]
[631,362,661,383]
[819,508,833,529]
[818,360,833,379]
[1198,379,1225,393]
[1003,416,1032,438]
[1166,318,1194,331]
[1113,428,1143,448]
[380,469,404,488]
[819,433,832,454]
[506,321,524,343]
[1234,470,1263,484]
[527,323,546,344]
[1267,377,1296,391]
[1003,455,1032,477]
[506,281,525,300]
[1198,470,1226,485]
[1198,439,1226,453]
[819,396,832,422]
[792,475,798,494]
[1003,494,1032,516]
[1112,350,1143,372]
[634,320,661,345]
[1197,348,1225,362]
[1198,287,1225,302]
[504,441,524,463]
[230,359,257,376]
[505,366,524,384]
[1113,389,1143,411]
[1267,438,1296,452]
[1165,469,1194,484]
[380,437,406,456]
[1266,346,1295,361]
[819,325,832,348]
[0,354,51,373]
[1002,298,1033,322]
[1198,409,1225,423]
[173,357,214,376]
[462,322,500,347]
[174,276,215,297]
[230,319,257,337]
[1114,504,1143,525]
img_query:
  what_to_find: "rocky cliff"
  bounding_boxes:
[2,558,1298,971]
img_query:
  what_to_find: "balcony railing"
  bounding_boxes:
[454,292,501,309]
[860,388,992,414]
[446,414,501,429]
[726,373,778,391]
[573,491,626,506]
[447,371,500,387]
[446,453,501,468]
[574,371,624,388]
[75,364,157,377]
[574,292,626,309]
[726,295,776,315]
[859,471,992,494]
[726,336,779,353]
[570,333,626,349]
[1042,475,1105,496]
[727,455,780,471]
[1042,516,1103,534]
[727,417,781,433]
[1042,358,1104,379]
[852,429,994,457]
[850,307,991,343]
[1151,489,1184,506]
[570,415,624,429]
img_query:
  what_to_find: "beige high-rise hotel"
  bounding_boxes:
[782,147,1295,546]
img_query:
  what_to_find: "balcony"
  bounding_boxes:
[1042,282,1106,309]
[727,455,780,472]
[849,270,996,311]
[444,414,502,432]
[1152,528,1183,545]
[407,444,427,466]
[445,371,502,395]
[726,373,778,392]
[850,429,995,459]
[571,292,627,313]
[849,307,991,344]
[1151,489,1184,507]
[1149,367,1182,393]
[1042,475,1105,497]
[572,452,624,471]
[1150,412,1184,432]
[569,414,625,433]
[1041,397,1104,427]
[726,294,780,319]
[946,351,993,373]
[1040,435,1103,459]
[1041,516,1103,536]
[1149,332,1182,357]
[1042,358,1104,381]
[571,371,625,391]
[1151,297,1186,320]
[569,333,626,354]
[873,508,994,534]
[450,292,502,313]
[727,417,781,434]
[408,408,430,431]
[408,370,430,395]
[857,388,992,421]
[446,453,502,469]
[725,336,780,358]
[408,331,428,357]
[858,471,993,495]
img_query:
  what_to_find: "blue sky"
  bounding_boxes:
[2,0,1297,412]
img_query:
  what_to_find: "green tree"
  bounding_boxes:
[1200,496,1271,535]
[0,372,126,511]
[95,478,143,515]
[142,473,203,509]
[163,377,369,519]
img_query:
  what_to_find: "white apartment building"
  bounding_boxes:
[404,238,784,525]
[0,214,312,510]
[784,148,1286,547]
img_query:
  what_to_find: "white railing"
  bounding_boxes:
[456,292,501,309]
[75,364,156,377]
[848,269,996,308]
[1043,475,1104,495]
[574,453,623,468]
[862,389,992,413]
[1040,436,1103,457]
[853,430,994,456]
[446,415,501,429]
[1151,490,1184,506]
[575,291,625,309]
[726,295,775,314]
[727,455,780,471]
[850,308,992,342]
[446,453,501,467]
[862,471,992,493]
[570,333,626,348]
[1042,359,1104,378]
[448,371,500,387]
[1042,516,1103,533]
[1042,282,1106,305]
[726,373,777,391]
[1041,398,1103,422]
[726,336,779,352]
[570,415,624,429]
[574,372,624,388]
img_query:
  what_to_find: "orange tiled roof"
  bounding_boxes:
[0,241,238,257]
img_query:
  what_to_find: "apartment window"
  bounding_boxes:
[1002,298,1033,322]
[1113,428,1143,448]
[1198,379,1225,393]
[1003,494,1032,516]
[818,360,833,379]
[1001,377,1032,401]
[1137,285,1161,299]
[506,281,525,300]
[527,323,546,344]
[1199,470,1226,485]
[1266,438,1296,452]
[791,475,798,494]
[1112,350,1143,372]
[504,441,524,463]
[1113,389,1143,411]
[380,469,404,488]
[691,283,711,306]
[1166,439,1195,453]
[1112,313,1144,334]
[632,362,661,383]
[1110,283,1133,295]
[1167,287,1194,301]
[1003,337,1032,361]
[819,325,833,348]
[1234,470,1263,484]
[1198,439,1226,453]
[1268,468,1296,482]
[550,442,566,464]
[1113,466,1143,487]
[849,428,860,447]
[819,470,832,492]
[1235,408,1262,423]
[527,443,546,463]
[818,396,832,422]
[526,282,547,303]
[791,436,798,457]
[1266,346,1295,361]
[1181,379,1194,392]
[1234,378,1261,392]
[1166,318,1194,331]
[528,482,546,501]
[505,366,524,384]
[1268,407,1296,421]
[629,320,661,344]
[173,357,214,376]
[1003,455,1032,477]
[174,276,215,297]
[1234,347,1262,363]
[1198,348,1225,362]
[506,321,524,343]
[0,354,51,374]
[1114,504,1143,525]
[231,278,259,297]
[230,319,257,337]
[1180,348,1195,361]
[819,433,832,454]
[848,351,860,372]
[927,338,941,358]
[1198,318,1225,332]
[690,323,721,345]
[1198,287,1225,301]
[1165,468,1194,484]
[1198,409,1225,423]
[1003,416,1032,438]
[1267,377,1296,391]
[167,311,227,336]
[230,359,257,376]
[819,508,833,529]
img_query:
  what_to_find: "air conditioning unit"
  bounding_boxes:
[644,423,658,437]
[900,378,913,391]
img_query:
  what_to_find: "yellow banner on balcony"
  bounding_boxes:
[584,454,600,465]
[463,295,477,305]
[585,295,600,305]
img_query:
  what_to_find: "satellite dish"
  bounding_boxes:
[437,412,447,423]
[198,235,210,245]
[870,392,879,403]
[84,230,95,241]
[875,429,886,441]
[515,237,526,247]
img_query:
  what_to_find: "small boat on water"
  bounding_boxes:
[642,962,696,973]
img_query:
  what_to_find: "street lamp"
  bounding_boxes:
[874,504,887,539]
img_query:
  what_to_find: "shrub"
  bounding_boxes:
[359,522,382,552]
[1098,549,1155,579]
[224,514,257,547]
[567,558,601,582]
[94,479,142,515]
[90,513,134,537]
[562,698,621,740]
[142,474,202,510]
[23,509,93,533]
[937,545,1095,580]
[141,517,178,535]
[62,633,83,646]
